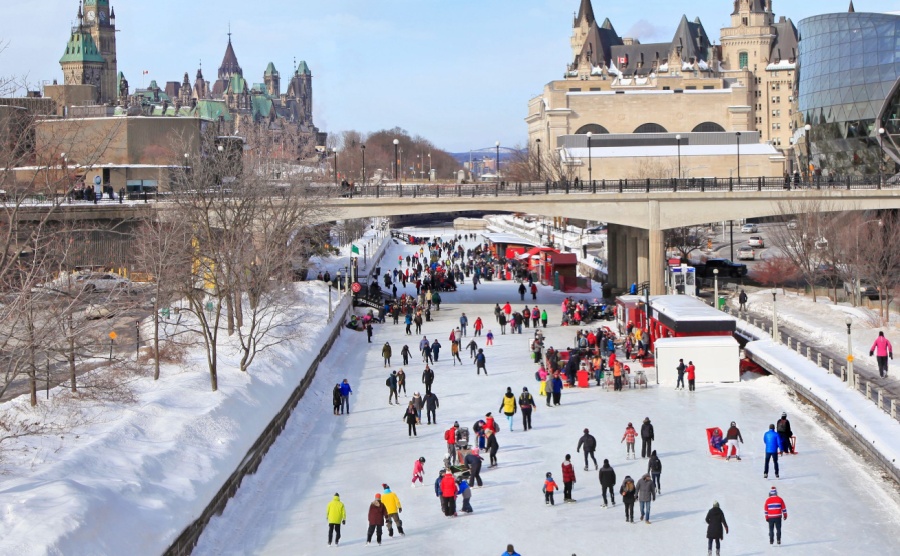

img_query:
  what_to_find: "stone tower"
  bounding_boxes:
[81,0,118,104]
[59,3,105,102]
[264,62,280,97]
[570,0,596,64]
[287,61,313,124]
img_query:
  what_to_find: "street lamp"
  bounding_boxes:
[332,147,338,186]
[495,141,501,184]
[853,218,883,306]
[328,282,333,321]
[772,291,779,344]
[878,127,886,188]
[713,268,719,310]
[735,132,742,184]
[804,124,812,184]
[586,131,593,186]
[428,152,432,181]
[535,138,542,182]
[393,139,400,185]
[675,134,682,179]
[845,316,855,389]
[361,144,366,186]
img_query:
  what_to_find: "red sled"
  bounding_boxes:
[706,427,737,459]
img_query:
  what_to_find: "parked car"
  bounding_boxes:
[787,220,798,229]
[695,258,749,278]
[843,280,881,300]
[83,304,114,320]
[748,235,765,248]
[737,246,755,260]
[43,272,135,293]
[741,223,758,233]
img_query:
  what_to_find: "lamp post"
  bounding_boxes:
[495,141,501,184]
[328,282,333,321]
[332,147,338,185]
[846,317,855,390]
[804,124,812,184]
[675,134,682,179]
[713,268,719,310]
[535,138,542,182]
[393,139,400,185]
[735,132,742,184]
[586,131,593,186]
[772,291,779,344]
[428,152,432,181]
[361,144,366,186]
[878,127,886,188]
[336,271,342,294]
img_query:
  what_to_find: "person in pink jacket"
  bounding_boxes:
[870,331,893,378]
[412,457,425,487]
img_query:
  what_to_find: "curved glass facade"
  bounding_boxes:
[798,12,900,177]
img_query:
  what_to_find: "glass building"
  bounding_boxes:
[797,11,900,178]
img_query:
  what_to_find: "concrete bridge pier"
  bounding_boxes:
[606,219,665,296]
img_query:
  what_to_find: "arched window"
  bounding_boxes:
[692,122,726,133]
[575,124,610,135]
[633,123,668,133]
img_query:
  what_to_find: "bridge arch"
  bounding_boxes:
[633,123,668,134]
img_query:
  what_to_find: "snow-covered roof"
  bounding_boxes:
[564,143,782,159]
[649,294,737,323]
[654,335,738,348]
[765,60,796,71]
[481,232,539,247]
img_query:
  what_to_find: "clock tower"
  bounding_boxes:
[81,0,118,104]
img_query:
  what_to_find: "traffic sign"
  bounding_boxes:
[847,355,854,362]
[109,331,117,340]
[94,176,102,186]
[351,282,362,293]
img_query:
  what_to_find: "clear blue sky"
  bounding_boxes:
[3,0,886,152]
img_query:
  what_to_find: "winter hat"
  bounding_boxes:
[334,492,340,497]
[730,421,736,427]
[643,417,650,423]
[485,412,492,417]
[782,412,787,418]
[471,448,479,455]
[453,421,459,427]
[769,424,776,429]
[770,487,778,496]
[523,387,529,392]
[584,428,589,433]
[507,387,513,393]
[382,483,390,490]
[603,459,609,466]
[627,422,633,427]
[565,454,571,461]
[546,472,552,478]
[419,457,426,463]
[375,493,381,499]
[713,501,719,508]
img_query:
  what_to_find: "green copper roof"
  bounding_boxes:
[193,100,233,122]
[59,29,105,64]
[251,83,267,93]
[296,61,311,76]
[264,62,278,76]
[228,74,247,94]
[84,0,110,6]
[251,95,274,120]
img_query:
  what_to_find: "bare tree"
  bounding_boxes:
[857,212,900,322]
[665,226,705,262]
[767,199,837,302]
[751,255,801,293]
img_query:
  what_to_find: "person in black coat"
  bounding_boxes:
[485,429,499,467]
[576,428,598,470]
[401,345,411,366]
[332,384,342,416]
[705,501,729,555]
[647,450,662,494]
[640,417,655,458]
[464,448,484,487]
[403,402,419,437]
[598,459,616,507]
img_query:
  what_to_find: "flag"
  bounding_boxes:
[351,245,360,255]
[142,70,149,75]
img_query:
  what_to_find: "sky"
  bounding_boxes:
[2,1,891,152]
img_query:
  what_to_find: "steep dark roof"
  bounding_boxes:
[770,17,799,62]
[576,0,596,27]
[671,15,712,62]
[848,1,855,12]
[579,21,623,67]
[732,0,768,15]
[218,38,243,80]
[611,42,670,71]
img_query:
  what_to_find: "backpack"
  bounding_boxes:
[386,377,392,387]
[776,420,786,433]
[535,371,541,381]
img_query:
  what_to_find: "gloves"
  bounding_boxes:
[399,508,402,513]
[870,351,874,357]
[342,520,346,525]
[891,353,894,360]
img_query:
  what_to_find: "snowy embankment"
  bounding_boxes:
[745,339,900,482]
[0,280,350,555]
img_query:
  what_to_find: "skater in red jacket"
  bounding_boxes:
[621,422,637,459]
[561,454,577,502]
[764,486,788,545]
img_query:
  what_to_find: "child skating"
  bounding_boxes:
[622,422,637,459]
[543,472,558,505]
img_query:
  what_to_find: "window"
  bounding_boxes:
[692,122,726,133]
[575,124,610,134]
[568,88,582,92]
[633,123,668,133]
[739,52,749,69]
[686,86,697,90]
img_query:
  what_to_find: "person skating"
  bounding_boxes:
[464,447,484,487]
[458,476,473,513]
[530,282,538,300]
[404,313,412,335]
[401,344,411,366]
[498,313,507,334]
[494,303,502,323]
[705,501,729,555]
[445,422,460,465]
[648,450,662,494]
[431,339,442,362]
[870,330,893,378]
[636,473,656,523]
[474,316,483,336]
[577,428,598,470]
[475,349,488,375]
[502,544,522,556]
[339,379,352,414]
[424,391,439,424]
[622,422,637,459]
[366,322,373,343]
[640,417,655,458]
[541,308,548,328]
[440,467,458,516]
[459,313,468,337]
[599,459,617,507]
[411,391,424,422]
[382,342,392,367]
[619,475,636,522]
[676,358,686,390]
[485,428,499,467]
[763,424,783,479]
[725,421,744,461]
[450,341,462,365]
[397,368,407,397]
[518,282,527,300]
[332,383,342,416]
[686,361,696,392]
[543,471,559,505]
[422,365,435,395]
[518,387,535,431]
[326,493,346,546]
[387,370,399,405]
[550,371,563,406]
[403,401,419,437]
[486,330,494,346]
[381,484,405,537]
[764,486,788,545]
[776,412,794,454]
[466,339,478,359]
[561,454,577,502]
[434,469,446,512]
[366,493,388,546]
[412,456,425,487]
[500,387,517,431]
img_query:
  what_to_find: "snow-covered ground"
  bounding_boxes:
[193,236,900,555]
[3,225,899,555]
